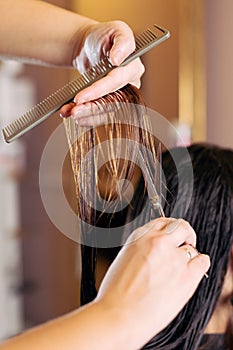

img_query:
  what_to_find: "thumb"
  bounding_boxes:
[109,30,135,66]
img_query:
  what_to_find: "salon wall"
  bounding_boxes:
[205,0,233,149]
[73,0,180,122]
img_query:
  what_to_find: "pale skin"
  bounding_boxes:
[0,218,210,350]
[0,0,144,124]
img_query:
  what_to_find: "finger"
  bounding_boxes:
[108,21,136,66]
[60,102,75,118]
[163,218,197,248]
[125,218,164,244]
[132,218,196,248]
[187,253,211,285]
[73,58,144,105]
[72,105,111,127]
[76,113,110,127]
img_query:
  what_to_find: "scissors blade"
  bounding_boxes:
[154,143,165,217]
[156,143,163,200]
[138,147,165,218]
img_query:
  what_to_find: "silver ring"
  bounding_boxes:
[184,247,192,261]
[183,245,209,278]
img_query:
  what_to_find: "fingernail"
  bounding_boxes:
[59,112,70,119]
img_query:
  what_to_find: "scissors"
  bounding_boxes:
[138,143,165,219]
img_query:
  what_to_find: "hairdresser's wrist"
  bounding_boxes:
[92,298,154,350]
[90,299,137,350]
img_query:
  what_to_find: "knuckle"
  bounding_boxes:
[179,219,193,232]
[150,234,169,253]
[112,20,128,28]
[111,20,134,37]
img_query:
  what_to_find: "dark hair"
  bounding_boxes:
[141,143,233,349]
[81,142,233,349]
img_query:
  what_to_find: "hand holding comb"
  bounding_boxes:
[2,24,170,143]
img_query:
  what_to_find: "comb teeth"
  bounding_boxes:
[2,24,170,143]
[135,29,157,51]
[2,57,114,143]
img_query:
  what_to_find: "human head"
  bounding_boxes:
[142,143,233,349]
